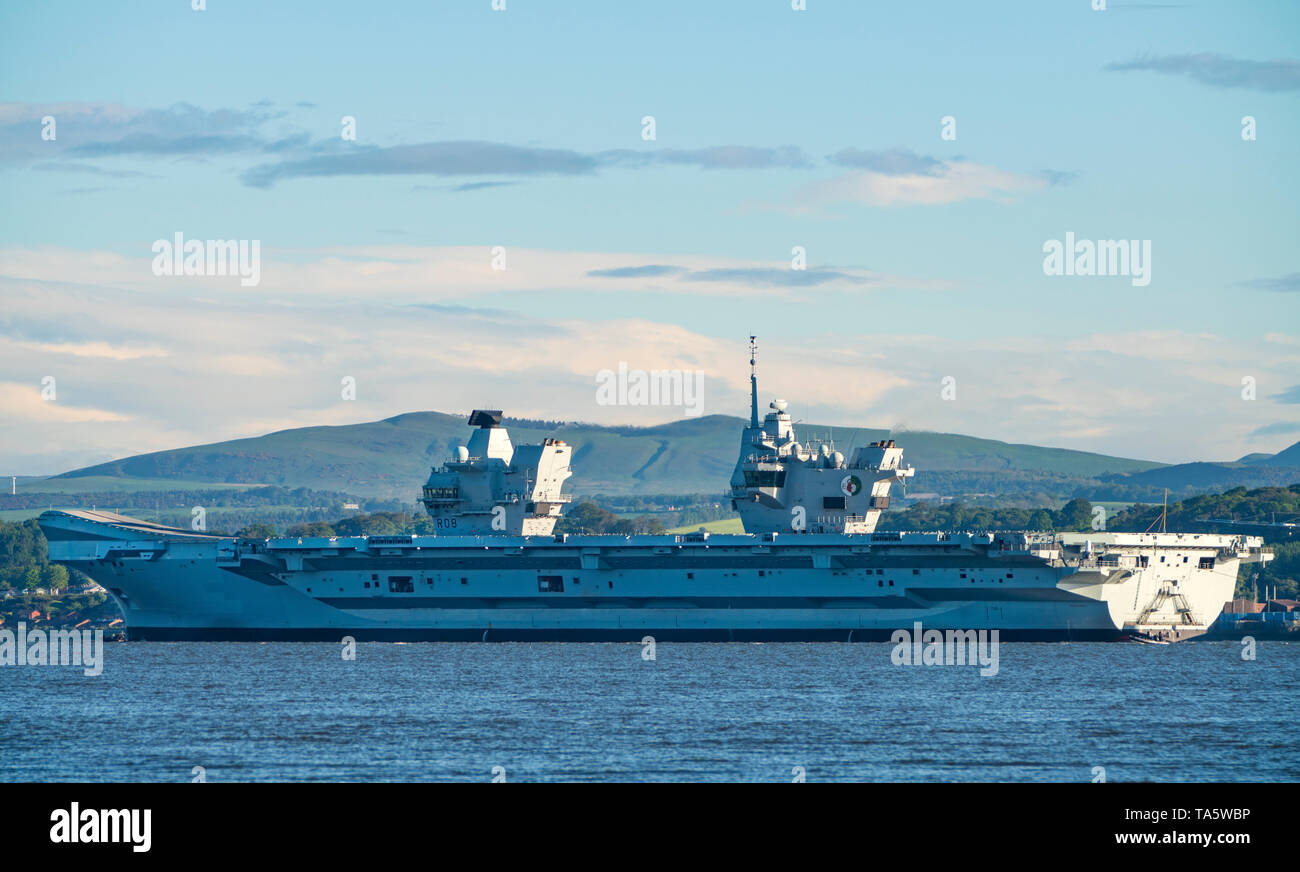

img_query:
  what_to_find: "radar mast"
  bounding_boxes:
[749,335,759,429]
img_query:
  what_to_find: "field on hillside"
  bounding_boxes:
[665,517,746,535]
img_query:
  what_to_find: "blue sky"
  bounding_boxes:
[1,0,1298,473]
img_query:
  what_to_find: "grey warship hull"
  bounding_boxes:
[36,342,1273,641]
[41,508,1261,642]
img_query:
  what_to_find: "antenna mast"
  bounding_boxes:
[749,335,759,428]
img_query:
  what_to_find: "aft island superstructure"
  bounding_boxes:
[39,340,1270,642]
[731,338,913,535]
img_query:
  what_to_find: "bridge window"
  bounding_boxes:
[1198,556,1215,569]
[743,469,787,488]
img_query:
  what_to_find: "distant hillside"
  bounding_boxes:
[1082,441,1300,501]
[1236,441,1300,467]
[1262,440,1300,467]
[47,410,1167,498]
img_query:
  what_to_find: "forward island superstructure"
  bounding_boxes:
[39,341,1271,641]
[419,409,572,536]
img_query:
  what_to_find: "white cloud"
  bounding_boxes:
[0,382,131,424]
[0,262,1296,474]
[795,160,1048,209]
[0,244,947,302]
[11,340,168,360]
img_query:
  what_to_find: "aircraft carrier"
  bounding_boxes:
[38,340,1271,641]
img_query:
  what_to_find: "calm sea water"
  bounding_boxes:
[1,641,1296,782]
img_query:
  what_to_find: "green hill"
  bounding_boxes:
[1262,440,1300,468]
[1088,455,1300,501]
[46,410,1166,498]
